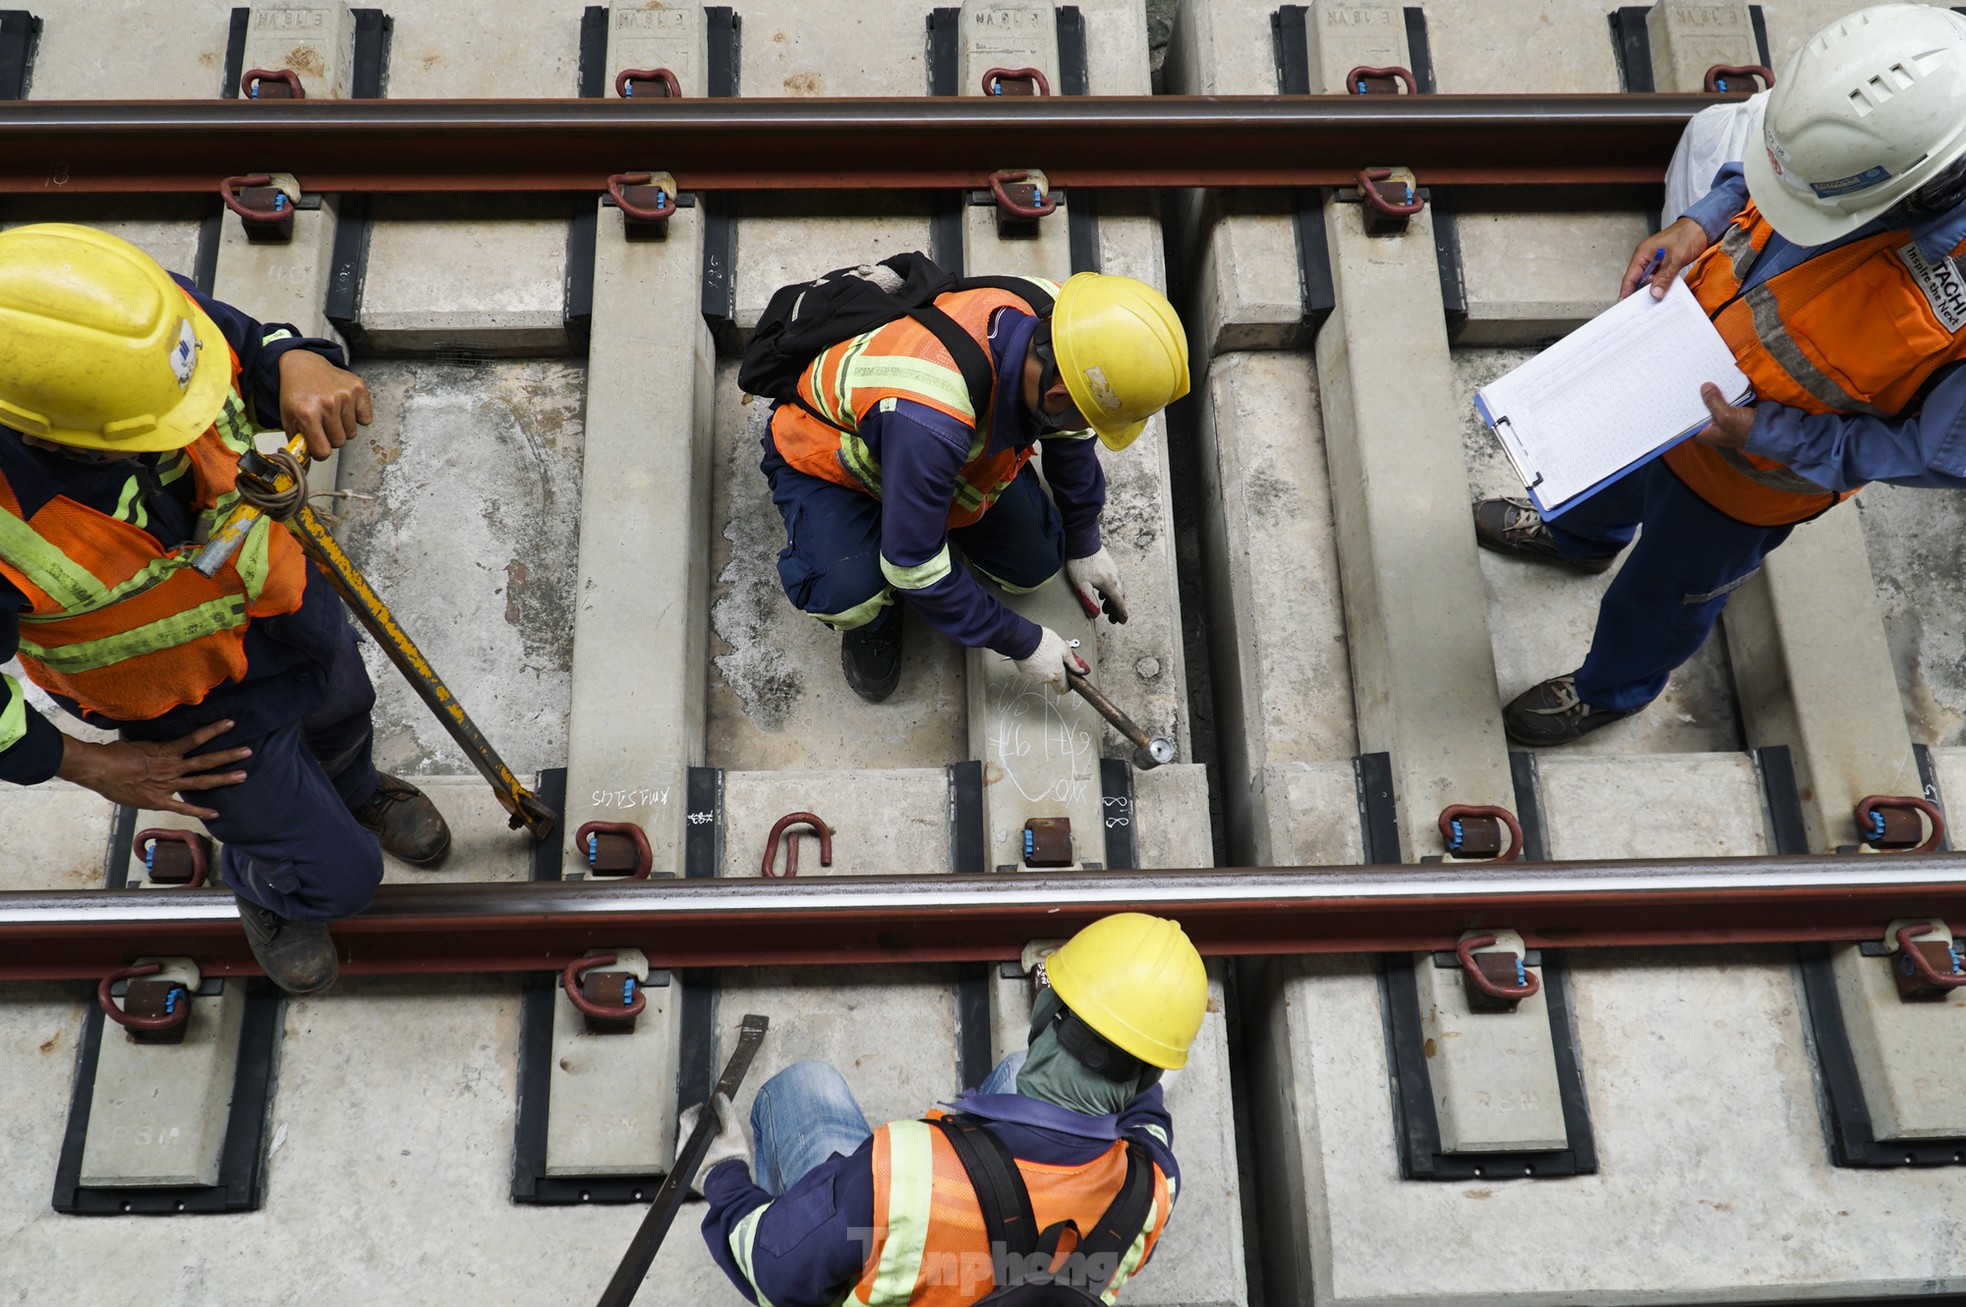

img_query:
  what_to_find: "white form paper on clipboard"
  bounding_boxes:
[1473,277,1753,518]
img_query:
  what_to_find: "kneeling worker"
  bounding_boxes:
[0,224,448,994]
[760,269,1189,700]
[690,912,1206,1305]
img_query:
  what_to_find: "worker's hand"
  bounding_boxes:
[278,349,373,461]
[54,719,250,820]
[1692,382,1756,449]
[677,1093,753,1196]
[1012,627,1089,694]
[1619,216,1713,300]
[1065,547,1128,625]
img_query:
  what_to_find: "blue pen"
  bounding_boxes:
[1640,245,1666,288]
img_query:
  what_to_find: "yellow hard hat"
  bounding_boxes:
[1049,272,1190,452]
[0,223,230,453]
[1044,912,1207,1070]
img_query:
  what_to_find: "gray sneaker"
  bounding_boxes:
[236,898,338,996]
[1473,497,1617,574]
[1503,674,1637,747]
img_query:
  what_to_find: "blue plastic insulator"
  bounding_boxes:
[1952,949,1964,977]
[164,987,181,1013]
[144,845,155,873]
[1865,812,1885,840]
[586,832,599,866]
[622,977,637,1005]
[1023,830,1035,856]
[623,84,634,97]
[1447,818,1464,851]
[1514,960,1527,987]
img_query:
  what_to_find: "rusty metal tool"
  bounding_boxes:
[597,1013,770,1307]
[1065,669,1175,771]
[192,435,557,839]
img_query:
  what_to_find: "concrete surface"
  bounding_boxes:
[1857,482,1966,748]
[1414,935,1567,1154]
[1829,931,1966,1141]
[335,359,584,781]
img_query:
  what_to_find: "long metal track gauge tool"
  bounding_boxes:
[191,435,557,838]
[596,1013,771,1307]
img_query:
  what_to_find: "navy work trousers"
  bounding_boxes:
[1548,461,1794,712]
[760,437,1066,628]
[198,614,387,922]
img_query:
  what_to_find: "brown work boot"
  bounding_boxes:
[1473,497,1618,574]
[352,773,452,866]
[236,899,338,996]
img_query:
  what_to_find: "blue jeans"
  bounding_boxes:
[750,1053,1027,1197]
[1546,461,1793,712]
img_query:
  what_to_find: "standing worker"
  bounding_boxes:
[0,224,449,993]
[758,267,1188,702]
[686,912,1206,1305]
[1476,4,1966,745]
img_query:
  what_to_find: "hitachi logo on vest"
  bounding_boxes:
[1898,241,1966,334]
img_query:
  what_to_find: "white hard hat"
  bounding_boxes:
[1744,4,1966,245]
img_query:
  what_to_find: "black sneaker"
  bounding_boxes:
[841,614,903,703]
[352,773,451,866]
[236,898,338,996]
[1503,674,1638,747]
[1473,497,1617,574]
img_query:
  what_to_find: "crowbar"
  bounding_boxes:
[192,435,557,839]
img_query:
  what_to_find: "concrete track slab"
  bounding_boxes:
[1857,484,1966,748]
[0,200,205,279]
[335,359,584,779]
[357,198,576,357]
[721,768,950,877]
[1455,346,1745,756]
[1251,948,1966,1307]
[22,0,235,98]
[1536,752,1768,860]
[708,366,968,771]
[0,782,115,892]
[381,2,591,97]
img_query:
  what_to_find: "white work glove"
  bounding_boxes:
[676,1092,752,1196]
[1012,627,1089,693]
[1065,547,1128,625]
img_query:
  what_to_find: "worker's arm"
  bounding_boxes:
[0,581,250,807]
[876,402,1044,658]
[1733,363,1966,491]
[1037,430,1107,559]
[1118,1082,1180,1203]
[1621,164,1748,299]
[0,582,65,786]
[700,1142,879,1307]
[173,276,371,458]
[1681,163,1751,241]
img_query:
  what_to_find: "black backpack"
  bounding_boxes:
[737,252,1055,434]
[927,1114,1157,1306]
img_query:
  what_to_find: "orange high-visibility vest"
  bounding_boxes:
[1665,200,1966,526]
[0,350,308,721]
[770,283,1056,529]
[852,1117,1171,1306]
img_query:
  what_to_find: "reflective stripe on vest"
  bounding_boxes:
[0,381,307,718]
[778,284,1060,528]
[1665,201,1966,526]
[853,1119,1168,1307]
[0,674,27,751]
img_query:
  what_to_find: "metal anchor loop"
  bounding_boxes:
[761,812,833,878]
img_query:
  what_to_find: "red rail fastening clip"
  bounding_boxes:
[614,67,681,98]
[563,953,647,1022]
[574,820,654,878]
[762,812,832,878]
[133,827,211,888]
[241,68,305,99]
[1893,922,1966,993]
[606,171,677,222]
[1438,804,1524,862]
[982,66,1050,97]
[1855,794,1945,853]
[1704,63,1774,93]
[1456,935,1540,1003]
[98,962,192,1035]
[988,169,1057,220]
[1346,64,1415,95]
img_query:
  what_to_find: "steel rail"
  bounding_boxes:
[1,855,1963,981]
[0,94,1727,195]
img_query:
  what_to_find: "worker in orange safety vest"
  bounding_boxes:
[1475,4,1966,745]
[0,224,449,994]
[686,913,1208,1305]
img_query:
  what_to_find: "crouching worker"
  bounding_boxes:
[751,258,1189,702]
[687,912,1207,1305]
[0,224,448,995]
